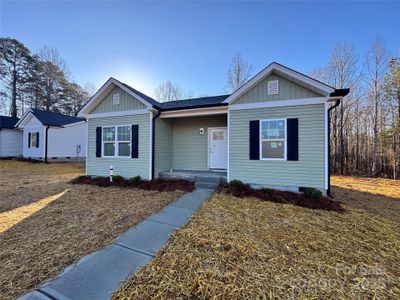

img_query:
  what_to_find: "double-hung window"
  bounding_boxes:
[102,125,131,157]
[260,119,286,160]
[31,132,39,148]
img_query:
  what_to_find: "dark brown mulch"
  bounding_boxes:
[70,176,195,192]
[219,183,345,213]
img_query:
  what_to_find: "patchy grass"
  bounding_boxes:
[0,162,184,300]
[0,160,84,212]
[331,175,400,223]
[114,177,400,300]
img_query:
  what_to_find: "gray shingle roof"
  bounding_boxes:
[158,95,230,110]
[0,116,20,128]
[30,109,85,127]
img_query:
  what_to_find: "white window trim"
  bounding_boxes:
[259,118,287,161]
[101,125,133,158]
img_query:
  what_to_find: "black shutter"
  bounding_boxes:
[287,118,299,161]
[249,120,260,160]
[96,127,102,157]
[36,132,39,148]
[28,132,31,148]
[131,125,139,158]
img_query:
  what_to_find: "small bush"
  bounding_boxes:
[129,175,142,185]
[112,175,125,182]
[303,187,322,199]
[229,180,248,190]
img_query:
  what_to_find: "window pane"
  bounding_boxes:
[31,133,38,147]
[262,141,285,159]
[118,142,130,156]
[104,143,115,156]
[103,127,115,142]
[261,120,285,139]
[118,126,131,141]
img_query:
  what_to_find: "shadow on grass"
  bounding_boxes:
[331,185,400,223]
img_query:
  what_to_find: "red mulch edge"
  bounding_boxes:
[70,176,195,192]
[219,183,345,213]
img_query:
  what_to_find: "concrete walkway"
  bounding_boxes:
[19,188,215,300]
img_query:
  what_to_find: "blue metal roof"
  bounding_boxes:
[30,109,85,127]
[0,116,20,129]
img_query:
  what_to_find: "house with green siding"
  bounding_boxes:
[78,62,349,195]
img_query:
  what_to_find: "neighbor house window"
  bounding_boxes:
[260,119,286,159]
[31,132,39,147]
[102,126,131,157]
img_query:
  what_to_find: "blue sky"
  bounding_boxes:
[1,1,399,98]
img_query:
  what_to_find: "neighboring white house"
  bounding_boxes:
[0,116,23,157]
[16,109,87,162]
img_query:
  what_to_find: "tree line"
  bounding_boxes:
[0,38,96,117]
[1,38,399,179]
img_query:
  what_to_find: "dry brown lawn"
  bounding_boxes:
[0,161,184,300]
[0,160,85,212]
[114,176,400,300]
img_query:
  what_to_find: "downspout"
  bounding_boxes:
[45,125,49,163]
[327,99,341,197]
[151,109,161,180]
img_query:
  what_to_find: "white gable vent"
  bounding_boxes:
[267,80,279,95]
[112,93,120,105]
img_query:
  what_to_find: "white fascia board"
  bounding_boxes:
[85,109,150,119]
[159,106,228,118]
[228,97,328,111]
[78,78,153,117]
[62,121,87,127]
[223,62,335,104]
[15,109,34,128]
[16,110,42,128]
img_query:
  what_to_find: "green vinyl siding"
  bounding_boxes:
[87,113,151,179]
[229,104,326,191]
[233,73,321,104]
[154,118,173,176]
[172,115,227,171]
[91,86,146,113]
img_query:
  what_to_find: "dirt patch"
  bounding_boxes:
[0,161,84,212]
[218,182,344,212]
[114,191,400,300]
[0,184,183,300]
[71,176,195,192]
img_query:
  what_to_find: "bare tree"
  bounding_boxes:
[155,80,192,102]
[365,38,389,176]
[226,53,253,92]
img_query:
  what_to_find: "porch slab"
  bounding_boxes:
[159,170,227,182]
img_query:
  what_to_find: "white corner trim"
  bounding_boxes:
[159,106,228,118]
[149,111,153,180]
[324,101,328,190]
[228,97,328,111]
[84,109,150,119]
[227,110,230,182]
[78,78,153,116]
[223,62,334,104]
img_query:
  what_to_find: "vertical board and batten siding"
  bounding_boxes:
[87,113,151,179]
[233,73,321,104]
[172,115,227,171]
[91,86,146,114]
[22,116,45,158]
[229,104,326,191]
[154,118,173,176]
[0,129,23,157]
[47,123,87,158]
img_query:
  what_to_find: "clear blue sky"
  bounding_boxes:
[1,1,399,98]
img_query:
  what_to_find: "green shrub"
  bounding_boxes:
[229,179,248,190]
[303,187,322,199]
[112,175,125,182]
[129,175,142,185]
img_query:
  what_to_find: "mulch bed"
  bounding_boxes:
[71,176,195,192]
[219,182,345,212]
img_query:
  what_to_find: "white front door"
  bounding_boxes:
[208,127,227,169]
